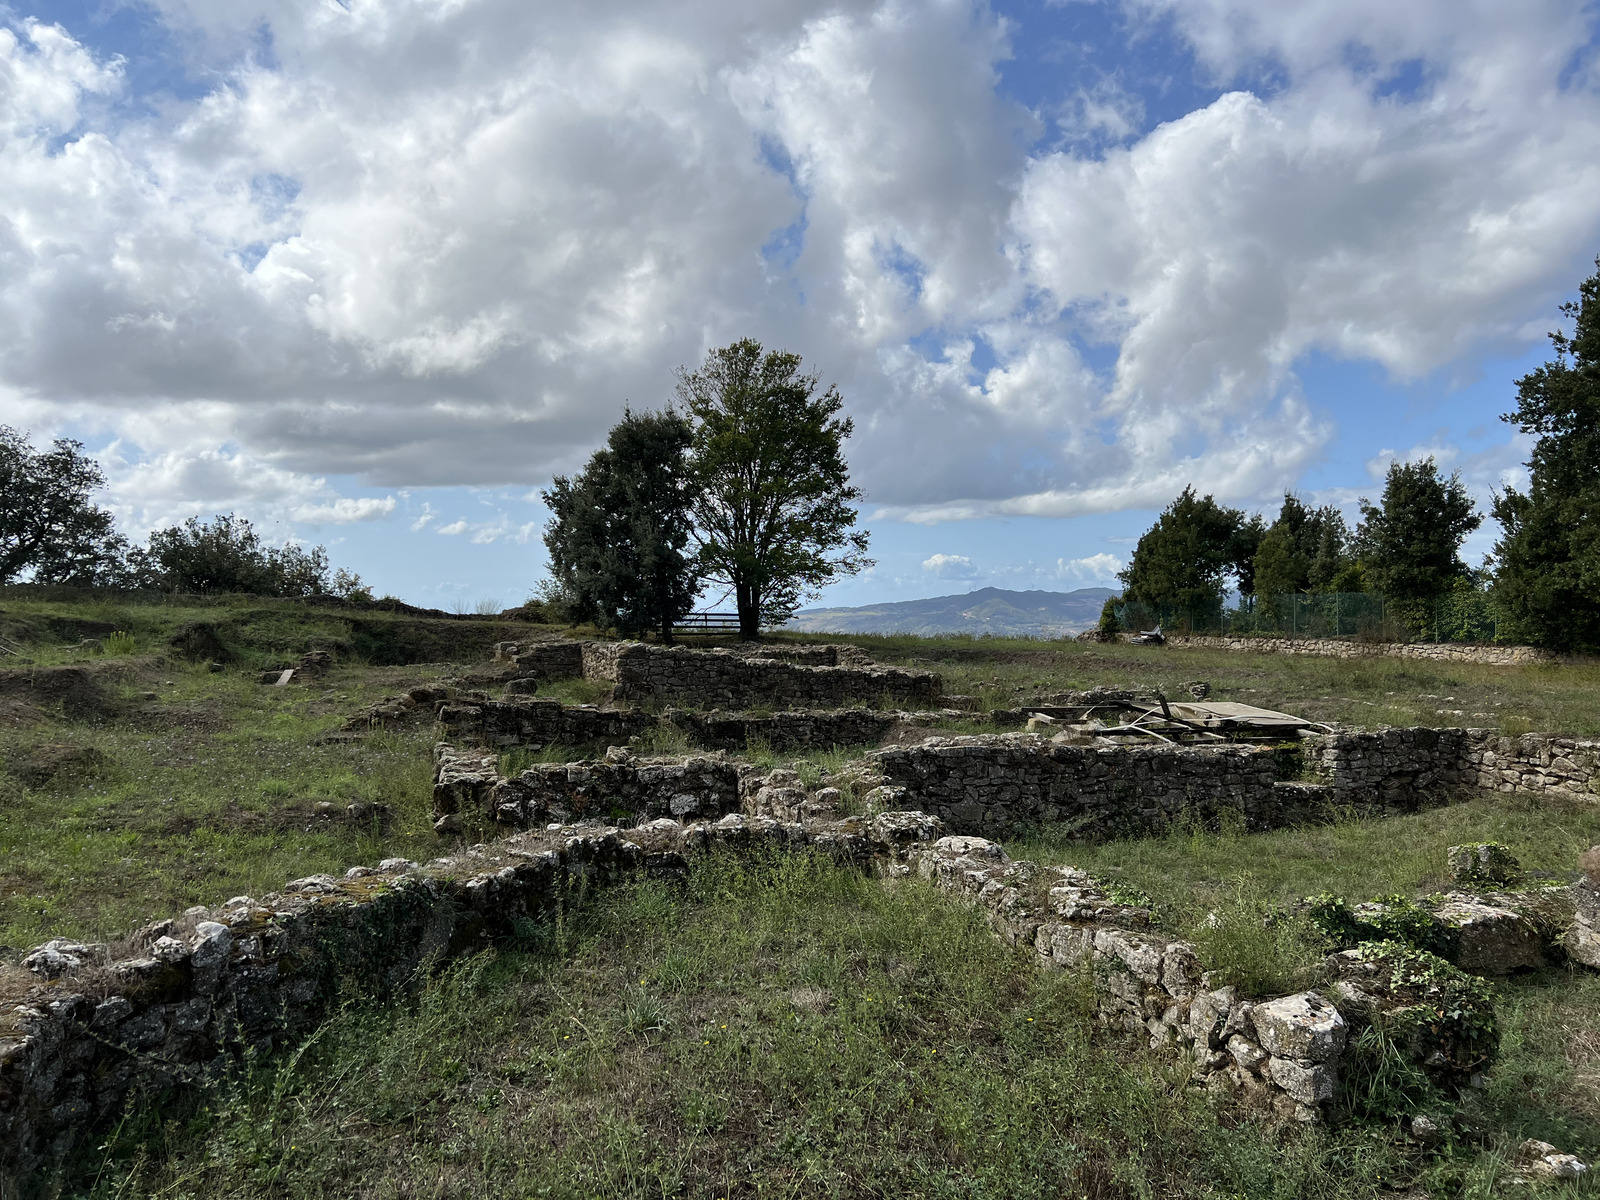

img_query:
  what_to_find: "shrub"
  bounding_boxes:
[102,630,136,655]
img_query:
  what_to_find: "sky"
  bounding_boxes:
[2,0,1598,610]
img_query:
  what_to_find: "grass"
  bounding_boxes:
[0,658,445,951]
[779,630,1600,735]
[55,853,1526,1200]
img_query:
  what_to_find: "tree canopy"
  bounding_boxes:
[0,426,125,585]
[141,513,368,598]
[1356,458,1480,629]
[1118,487,1253,616]
[1251,494,1356,608]
[1492,256,1600,651]
[677,339,871,639]
[542,409,699,641]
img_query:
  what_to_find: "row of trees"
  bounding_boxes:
[1120,459,1479,631]
[0,427,370,598]
[1120,255,1600,652]
[542,339,871,641]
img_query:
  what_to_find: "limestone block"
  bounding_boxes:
[1568,880,1600,969]
[1093,927,1166,986]
[1226,1034,1267,1073]
[1249,992,1347,1063]
[1266,1055,1336,1105]
[1433,898,1544,975]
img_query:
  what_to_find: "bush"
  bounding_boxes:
[102,630,136,656]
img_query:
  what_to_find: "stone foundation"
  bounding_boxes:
[436,697,655,749]
[581,641,941,708]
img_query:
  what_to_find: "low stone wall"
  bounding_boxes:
[1464,732,1600,797]
[581,641,941,709]
[494,640,586,679]
[431,745,743,832]
[436,697,655,749]
[0,811,933,1179]
[1301,728,1474,809]
[861,735,1342,839]
[861,727,1600,840]
[1165,634,1555,667]
[664,707,899,753]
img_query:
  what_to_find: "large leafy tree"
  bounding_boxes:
[0,426,126,584]
[1492,256,1600,651]
[542,409,699,641]
[1119,487,1250,619]
[1252,494,1356,605]
[677,339,871,639]
[142,513,365,598]
[1356,458,1480,630]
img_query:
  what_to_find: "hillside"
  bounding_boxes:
[784,586,1118,637]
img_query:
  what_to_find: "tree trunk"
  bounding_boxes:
[736,580,759,641]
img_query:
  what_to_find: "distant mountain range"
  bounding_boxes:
[783,586,1119,638]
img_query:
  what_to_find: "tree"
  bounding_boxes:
[542,409,700,641]
[1118,487,1249,620]
[1251,494,1356,608]
[1356,458,1480,630]
[1492,256,1600,651]
[141,513,366,598]
[0,426,126,584]
[677,339,871,639]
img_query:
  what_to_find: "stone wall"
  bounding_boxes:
[431,745,743,832]
[581,641,941,709]
[860,727,1600,840]
[663,707,897,753]
[1463,732,1600,797]
[1165,634,1555,667]
[436,697,655,749]
[861,734,1336,839]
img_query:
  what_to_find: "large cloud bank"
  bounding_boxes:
[1,0,1597,534]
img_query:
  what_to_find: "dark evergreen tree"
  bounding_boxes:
[1492,256,1600,651]
[0,426,126,584]
[677,339,871,639]
[542,409,699,641]
[1119,487,1249,619]
[1356,458,1480,630]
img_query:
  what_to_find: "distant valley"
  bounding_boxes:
[784,586,1118,638]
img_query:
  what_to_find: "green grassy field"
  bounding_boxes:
[4,595,1599,1194]
[817,631,1600,736]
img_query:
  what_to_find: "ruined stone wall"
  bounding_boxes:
[1463,732,1600,797]
[863,735,1305,838]
[662,707,898,752]
[581,641,941,708]
[436,697,654,749]
[1301,728,1474,809]
[1165,634,1555,667]
[431,745,743,831]
[499,640,586,679]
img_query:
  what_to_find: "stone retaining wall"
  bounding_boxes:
[1165,634,1555,667]
[581,641,941,708]
[860,727,1600,839]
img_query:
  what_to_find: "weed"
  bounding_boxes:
[1187,874,1328,997]
[102,630,136,656]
